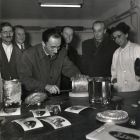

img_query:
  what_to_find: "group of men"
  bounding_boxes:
[0,23,80,99]
[0,22,28,81]
[0,20,140,101]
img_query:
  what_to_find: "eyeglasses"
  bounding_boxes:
[112,34,122,41]
[1,31,13,35]
[50,46,60,50]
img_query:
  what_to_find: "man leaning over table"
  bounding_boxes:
[19,28,80,98]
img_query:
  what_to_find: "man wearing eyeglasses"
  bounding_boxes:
[0,22,22,80]
[19,28,80,97]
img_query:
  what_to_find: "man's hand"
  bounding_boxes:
[45,85,60,94]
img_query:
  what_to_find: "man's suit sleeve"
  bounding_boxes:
[19,52,46,91]
[62,54,80,78]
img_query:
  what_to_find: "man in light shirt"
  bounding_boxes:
[0,22,22,80]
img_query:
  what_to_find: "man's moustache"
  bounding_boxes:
[6,36,12,38]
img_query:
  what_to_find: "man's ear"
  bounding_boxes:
[42,41,45,47]
[104,29,106,34]
[125,33,128,38]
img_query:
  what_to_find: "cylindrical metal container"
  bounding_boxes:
[3,79,21,105]
[88,77,112,104]
[72,75,88,93]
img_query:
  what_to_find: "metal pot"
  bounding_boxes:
[88,77,112,104]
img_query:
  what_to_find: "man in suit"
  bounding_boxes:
[14,25,31,52]
[0,22,22,80]
[81,21,118,77]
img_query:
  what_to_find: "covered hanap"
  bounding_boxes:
[3,79,21,105]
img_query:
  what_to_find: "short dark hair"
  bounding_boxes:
[111,22,130,34]
[14,25,25,31]
[42,28,61,43]
[62,26,74,32]
[0,22,13,32]
[92,20,106,30]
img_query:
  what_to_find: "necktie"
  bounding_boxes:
[21,44,24,51]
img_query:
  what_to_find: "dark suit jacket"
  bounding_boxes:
[81,34,118,77]
[0,41,23,80]
[19,44,80,92]
[13,42,32,51]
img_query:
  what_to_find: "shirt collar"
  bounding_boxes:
[2,42,13,49]
[17,43,24,49]
[119,41,130,51]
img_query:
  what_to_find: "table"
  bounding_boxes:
[0,91,140,140]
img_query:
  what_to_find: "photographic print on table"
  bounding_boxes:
[86,123,140,140]
[65,105,89,114]
[0,107,21,116]
[46,105,61,115]
[30,109,51,118]
[41,116,71,129]
[12,117,43,131]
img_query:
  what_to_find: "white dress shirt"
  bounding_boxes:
[17,43,24,50]
[2,43,13,62]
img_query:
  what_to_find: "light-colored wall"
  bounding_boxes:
[1,19,94,54]
[0,0,1,22]
[2,0,140,54]
[104,0,140,44]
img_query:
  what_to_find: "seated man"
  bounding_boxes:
[19,28,80,97]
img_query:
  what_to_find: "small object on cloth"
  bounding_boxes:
[134,58,140,76]
[3,102,20,113]
[25,92,47,106]
[96,110,129,124]
[129,117,136,126]
[137,100,140,104]
[131,104,138,108]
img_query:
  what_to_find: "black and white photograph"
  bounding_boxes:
[1,0,140,139]
[30,109,51,118]
[12,117,43,131]
[0,107,21,116]
[65,105,89,114]
[41,116,71,129]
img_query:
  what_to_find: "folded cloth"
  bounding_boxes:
[134,58,140,76]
